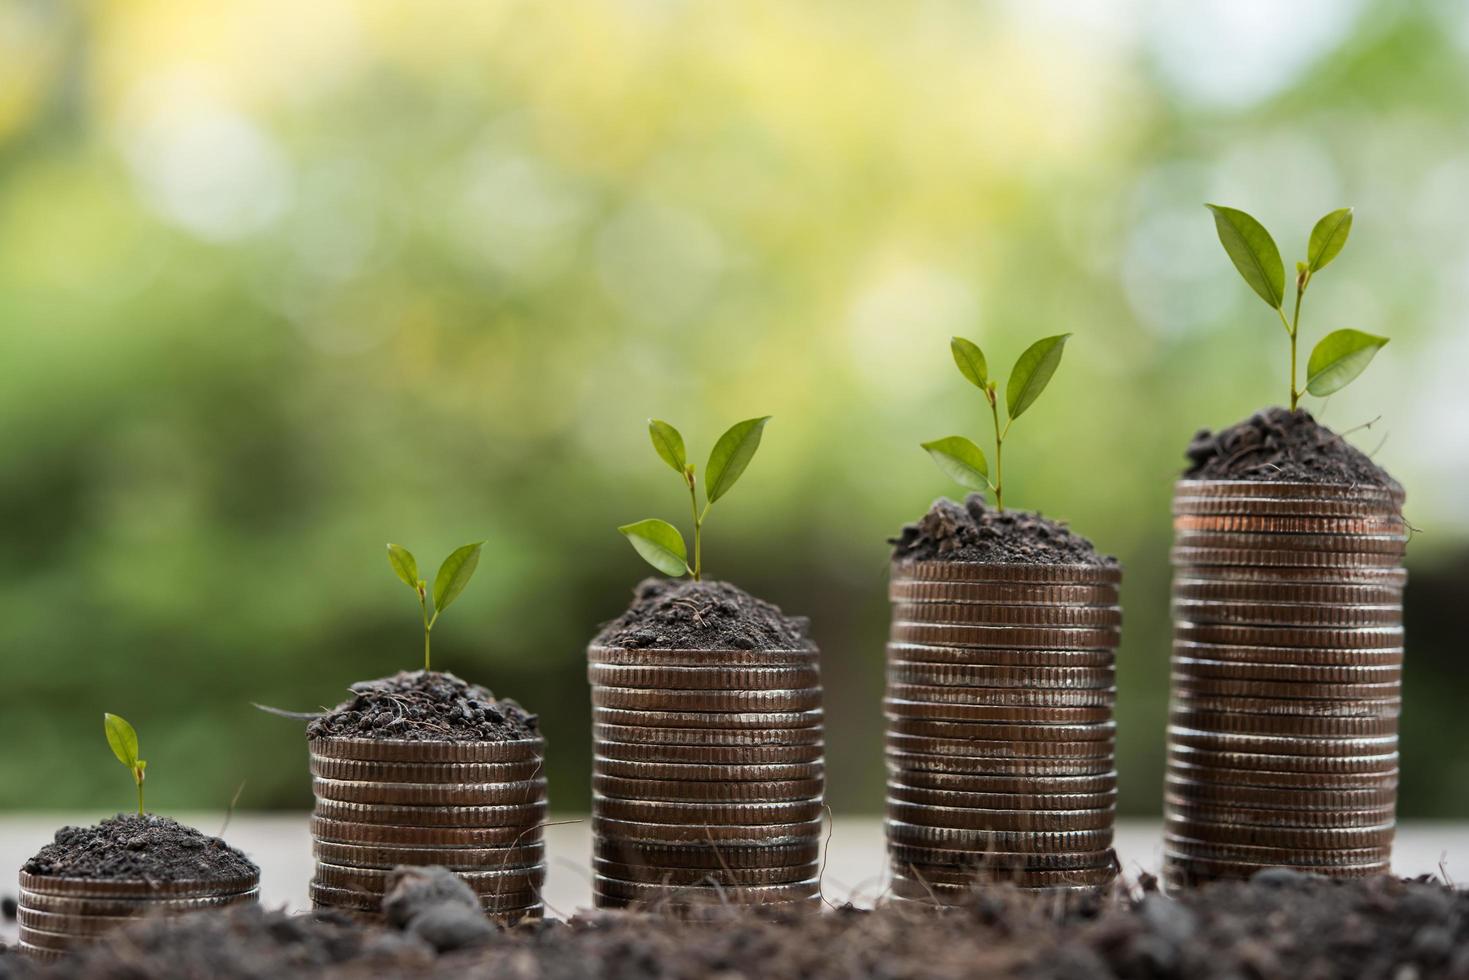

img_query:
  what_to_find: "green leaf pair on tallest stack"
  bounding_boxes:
[1206,204,1388,409]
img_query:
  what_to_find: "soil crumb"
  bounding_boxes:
[21,814,257,883]
[3,873,1463,980]
[1183,406,1399,488]
[307,671,538,743]
[594,578,814,651]
[891,495,1116,566]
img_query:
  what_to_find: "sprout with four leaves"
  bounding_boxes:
[1206,204,1388,410]
[385,542,486,672]
[619,417,771,580]
[922,334,1070,512]
[104,712,147,815]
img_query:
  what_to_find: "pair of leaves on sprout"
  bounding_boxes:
[1207,205,1388,397]
[922,334,1069,493]
[386,542,485,617]
[620,417,770,577]
[105,712,147,812]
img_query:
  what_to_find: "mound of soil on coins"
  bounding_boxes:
[594,578,814,652]
[307,671,538,743]
[21,814,257,883]
[1,873,1464,979]
[1184,406,1399,488]
[891,495,1116,566]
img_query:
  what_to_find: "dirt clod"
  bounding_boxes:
[594,578,814,651]
[891,496,1117,566]
[1183,406,1400,488]
[21,814,257,883]
[307,671,538,743]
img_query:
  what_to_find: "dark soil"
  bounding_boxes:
[306,671,538,743]
[891,495,1117,566]
[21,814,257,883]
[594,578,814,651]
[1183,406,1400,488]
[2,873,1465,979]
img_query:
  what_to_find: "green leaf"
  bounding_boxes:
[432,542,486,616]
[647,419,687,475]
[704,416,771,505]
[386,544,418,590]
[1305,329,1389,396]
[921,436,990,492]
[1307,207,1353,273]
[1206,204,1285,308]
[1005,334,1071,421]
[949,337,988,389]
[618,519,690,576]
[104,713,139,769]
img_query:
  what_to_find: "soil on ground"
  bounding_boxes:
[307,671,538,743]
[21,814,257,883]
[594,578,814,651]
[1183,406,1400,488]
[891,495,1117,566]
[1,873,1464,979]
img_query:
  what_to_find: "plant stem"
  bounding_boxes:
[419,591,432,672]
[687,481,703,581]
[136,776,144,816]
[1278,287,1305,411]
[989,395,1005,512]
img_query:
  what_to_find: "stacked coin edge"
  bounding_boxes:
[1163,478,1407,888]
[884,559,1122,905]
[588,643,826,911]
[16,869,259,961]
[308,735,548,922]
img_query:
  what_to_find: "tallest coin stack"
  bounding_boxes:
[1164,478,1407,887]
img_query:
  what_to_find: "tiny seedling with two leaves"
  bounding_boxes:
[922,334,1070,512]
[1206,205,1388,410]
[385,542,486,672]
[104,713,147,815]
[619,417,770,580]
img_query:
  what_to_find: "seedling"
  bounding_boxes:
[619,417,771,580]
[386,542,486,672]
[1207,205,1389,410]
[104,713,146,815]
[922,334,1070,512]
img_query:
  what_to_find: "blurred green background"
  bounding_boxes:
[2,0,1466,819]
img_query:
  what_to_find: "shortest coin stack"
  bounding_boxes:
[16,870,259,962]
[588,644,826,912]
[1164,479,1407,888]
[884,560,1122,905]
[308,736,547,923]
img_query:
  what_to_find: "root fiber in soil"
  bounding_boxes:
[594,577,814,651]
[1,873,1465,979]
[891,495,1116,566]
[21,814,257,883]
[1183,406,1399,488]
[306,671,538,743]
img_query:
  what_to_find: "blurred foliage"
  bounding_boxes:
[1,0,1467,819]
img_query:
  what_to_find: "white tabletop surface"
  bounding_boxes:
[3,815,1466,938]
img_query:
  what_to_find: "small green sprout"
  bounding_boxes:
[385,541,486,672]
[620,416,771,581]
[1207,204,1389,410]
[103,713,146,815]
[922,334,1070,512]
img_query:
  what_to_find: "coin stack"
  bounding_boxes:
[883,560,1122,904]
[1164,478,1407,888]
[16,869,259,961]
[308,735,548,922]
[587,644,825,911]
